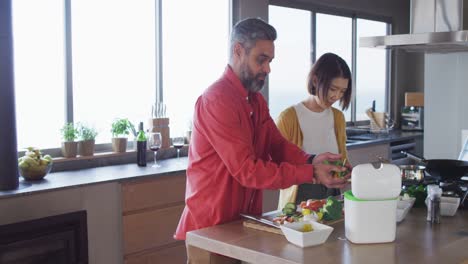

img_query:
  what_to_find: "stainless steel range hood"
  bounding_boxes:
[360,0,468,53]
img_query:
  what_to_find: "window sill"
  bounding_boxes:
[51,145,188,172]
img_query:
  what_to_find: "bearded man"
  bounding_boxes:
[174,18,349,264]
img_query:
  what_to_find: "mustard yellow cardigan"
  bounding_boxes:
[276,106,348,210]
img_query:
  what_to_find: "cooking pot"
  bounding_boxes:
[399,164,426,182]
[376,156,426,183]
[402,151,468,181]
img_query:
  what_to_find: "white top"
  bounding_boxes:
[294,102,338,154]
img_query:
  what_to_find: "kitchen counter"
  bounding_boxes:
[0,157,189,199]
[186,208,468,264]
[345,130,423,149]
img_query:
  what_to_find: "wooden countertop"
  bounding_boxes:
[186,208,468,264]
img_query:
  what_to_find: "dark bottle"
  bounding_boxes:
[136,122,147,167]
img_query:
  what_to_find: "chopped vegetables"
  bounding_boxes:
[321,196,343,221]
[282,202,297,216]
[274,196,342,225]
[300,199,326,212]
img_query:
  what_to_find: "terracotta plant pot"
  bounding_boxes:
[79,139,95,156]
[61,141,78,158]
[112,138,128,153]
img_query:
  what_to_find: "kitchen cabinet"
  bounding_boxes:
[121,173,187,264]
[347,143,390,165]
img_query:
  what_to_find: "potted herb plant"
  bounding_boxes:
[60,122,78,158]
[111,118,134,153]
[77,123,98,156]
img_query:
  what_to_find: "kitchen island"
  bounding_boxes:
[186,208,468,264]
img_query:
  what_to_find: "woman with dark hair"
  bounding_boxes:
[277,52,353,209]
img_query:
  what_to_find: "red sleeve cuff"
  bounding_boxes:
[295,164,314,185]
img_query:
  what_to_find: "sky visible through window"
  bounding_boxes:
[12,0,66,150]
[356,19,387,120]
[268,6,311,121]
[72,0,156,144]
[162,0,230,136]
[12,0,229,150]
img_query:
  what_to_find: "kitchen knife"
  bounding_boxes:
[240,213,280,228]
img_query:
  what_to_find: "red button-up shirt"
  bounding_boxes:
[174,66,314,240]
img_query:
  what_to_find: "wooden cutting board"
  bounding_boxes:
[243,220,283,235]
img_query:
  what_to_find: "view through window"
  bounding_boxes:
[356,18,388,120]
[72,0,156,144]
[12,0,230,150]
[268,6,311,121]
[316,13,352,120]
[162,0,230,136]
[12,0,66,150]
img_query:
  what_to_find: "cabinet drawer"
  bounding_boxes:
[123,204,184,255]
[348,143,389,165]
[124,242,186,264]
[122,173,186,212]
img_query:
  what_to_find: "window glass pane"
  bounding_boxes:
[316,13,352,120]
[356,19,387,120]
[162,0,229,135]
[268,6,311,121]
[12,0,66,150]
[72,0,156,143]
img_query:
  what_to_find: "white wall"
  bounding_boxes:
[0,182,123,264]
[424,53,468,159]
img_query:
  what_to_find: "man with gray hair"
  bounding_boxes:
[175,18,349,263]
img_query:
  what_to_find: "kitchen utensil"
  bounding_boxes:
[401,151,468,181]
[399,164,426,182]
[426,185,442,223]
[365,108,378,125]
[240,213,280,228]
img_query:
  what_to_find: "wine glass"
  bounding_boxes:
[148,132,162,168]
[172,136,185,160]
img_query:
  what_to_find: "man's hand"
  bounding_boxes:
[312,152,350,189]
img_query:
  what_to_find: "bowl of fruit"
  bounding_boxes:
[18,147,53,181]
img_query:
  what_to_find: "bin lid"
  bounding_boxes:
[351,163,401,200]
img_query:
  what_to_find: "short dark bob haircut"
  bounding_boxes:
[307,53,352,111]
